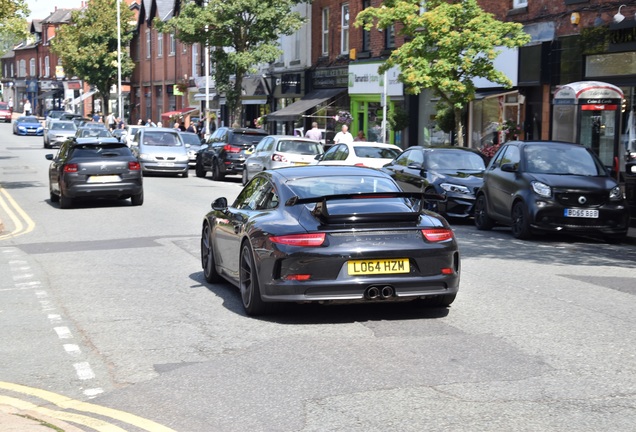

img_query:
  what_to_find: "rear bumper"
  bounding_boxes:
[64,181,143,198]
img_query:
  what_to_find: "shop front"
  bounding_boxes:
[348,62,404,145]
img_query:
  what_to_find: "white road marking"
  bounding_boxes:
[63,344,82,356]
[73,362,96,380]
[53,326,73,339]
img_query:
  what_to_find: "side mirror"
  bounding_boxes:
[314,154,323,161]
[45,154,54,160]
[407,163,424,170]
[501,163,518,172]
[211,197,228,211]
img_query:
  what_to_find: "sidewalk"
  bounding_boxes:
[0,404,83,432]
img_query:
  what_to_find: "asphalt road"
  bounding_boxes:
[1,123,636,432]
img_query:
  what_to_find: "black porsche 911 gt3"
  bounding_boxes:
[200,165,460,316]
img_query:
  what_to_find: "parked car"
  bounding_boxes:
[242,135,324,185]
[383,146,487,218]
[317,141,402,168]
[78,121,108,129]
[129,127,189,177]
[195,127,268,180]
[45,137,143,209]
[13,116,43,136]
[178,131,204,167]
[123,125,146,147]
[200,165,459,316]
[0,101,12,122]
[474,140,630,242]
[43,120,77,148]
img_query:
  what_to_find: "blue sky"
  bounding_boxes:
[27,0,83,20]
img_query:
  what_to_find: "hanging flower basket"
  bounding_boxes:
[254,116,265,127]
[334,110,353,125]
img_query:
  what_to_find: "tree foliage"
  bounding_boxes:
[158,0,305,124]
[355,0,530,146]
[51,0,135,116]
[0,0,28,21]
[0,0,28,62]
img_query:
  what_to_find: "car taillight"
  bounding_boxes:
[354,163,366,166]
[128,161,141,170]
[272,153,288,163]
[223,144,241,153]
[270,233,326,247]
[421,229,454,242]
[283,274,312,281]
[63,163,78,173]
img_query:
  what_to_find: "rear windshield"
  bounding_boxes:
[78,129,111,138]
[180,133,201,145]
[524,144,605,176]
[287,175,399,198]
[230,133,266,146]
[353,146,401,159]
[276,140,323,155]
[142,131,182,146]
[70,144,132,158]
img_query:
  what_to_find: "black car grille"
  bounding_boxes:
[156,156,176,161]
[555,191,606,207]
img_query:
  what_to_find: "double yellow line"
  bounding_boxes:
[0,186,35,240]
[0,381,177,432]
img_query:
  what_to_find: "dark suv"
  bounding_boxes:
[195,127,267,180]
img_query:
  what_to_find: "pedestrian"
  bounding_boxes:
[137,119,143,125]
[333,124,353,144]
[354,130,366,141]
[23,99,31,116]
[8,97,13,112]
[145,118,156,127]
[187,122,197,134]
[107,112,116,130]
[305,122,322,141]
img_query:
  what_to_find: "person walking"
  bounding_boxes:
[305,122,322,141]
[333,124,353,144]
[8,97,13,112]
[23,99,31,116]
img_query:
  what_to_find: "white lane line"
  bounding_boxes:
[48,314,63,323]
[14,281,41,288]
[35,290,48,298]
[83,388,104,398]
[12,273,34,281]
[63,344,82,357]
[73,362,96,380]
[53,326,73,339]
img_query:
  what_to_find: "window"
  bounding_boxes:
[513,0,528,7]
[293,30,300,61]
[322,8,329,56]
[29,58,36,76]
[385,24,395,49]
[341,4,350,55]
[44,56,50,77]
[169,33,176,56]
[157,32,163,57]
[18,60,25,77]
[362,0,371,52]
[145,30,151,58]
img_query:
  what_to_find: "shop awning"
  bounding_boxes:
[70,89,99,105]
[37,89,63,100]
[194,93,217,101]
[161,107,199,119]
[267,88,346,121]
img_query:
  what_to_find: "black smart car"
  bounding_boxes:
[383,146,487,218]
[46,137,144,209]
[195,127,267,180]
[474,140,630,242]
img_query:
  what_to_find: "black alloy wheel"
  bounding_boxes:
[474,194,495,230]
[59,192,72,209]
[511,201,532,239]
[239,242,267,316]
[201,223,221,283]
[131,191,144,206]
[195,159,206,178]
[211,161,224,181]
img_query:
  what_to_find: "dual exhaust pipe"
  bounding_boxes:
[365,285,395,300]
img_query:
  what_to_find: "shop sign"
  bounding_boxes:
[312,67,348,89]
[348,63,403,96]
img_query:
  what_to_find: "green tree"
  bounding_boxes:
[0,0,28,21]
[356,0,530,146]
[158,0,304,125]
[51,0,135,116]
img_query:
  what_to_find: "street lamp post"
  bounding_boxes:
[117,0,123,120]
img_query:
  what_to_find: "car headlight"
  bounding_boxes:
[531,181,552,198]
[138,153,154,161]
[175,155,190,163]
[609,185,623,201]
[439,183,471,195]
[18,125,26,130]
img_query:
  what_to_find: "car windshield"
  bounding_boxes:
[20,116,39,123]
[0,102,8,110]
[143,131,182,146]
[353,146,401,159]
[231,133,266,146]
[70,144,132,158]
[427,150,485,170]
[524,144,605,176]
[180,133,201,146]
[52,122,76,131]
[287,175,399,198]
[276,140,323,155]
[78,129,111,138]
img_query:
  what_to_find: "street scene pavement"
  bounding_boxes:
[2,124,636,432]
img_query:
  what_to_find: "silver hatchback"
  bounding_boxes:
[130,127,190,177]
[44,120,77,149]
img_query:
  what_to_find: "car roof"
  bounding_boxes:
[226,127,267,134]
[178,131,198,136]
[269,165,392,181]
[263,135,320,142]
[345,141,401,148]
[71,137,122,146]
[50,120,76,125]
[142,127,179,133]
